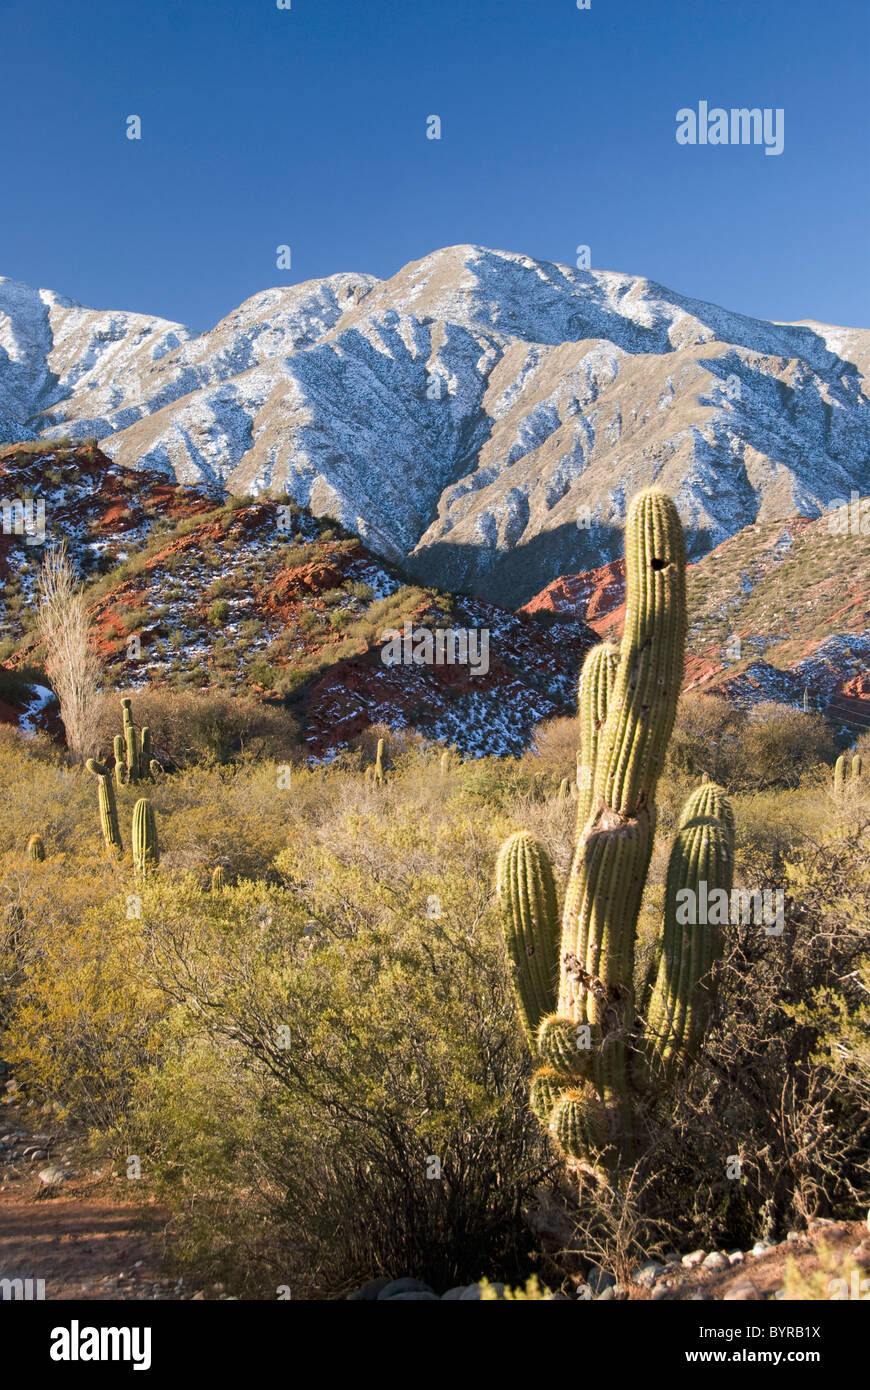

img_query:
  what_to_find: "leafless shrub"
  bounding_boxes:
[36,543,102,761]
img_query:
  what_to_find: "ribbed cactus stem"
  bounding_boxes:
[131,798,159,874]
[140,726,151,765]
[27,833,45,862]
[852,754,863,781]
[97,774,122,856]
[593,491,687,818]
[496,831,560,1044]
[211,866,226,891]
[124,721,139,783]
[558,777,570,802]
[644,783,735,1083]
[113,735,126,787]
[576,641,619,831]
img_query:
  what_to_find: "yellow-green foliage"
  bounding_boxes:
[0,711,868,1296]
[780,1243,870,1300]
[479,1275,553,1300]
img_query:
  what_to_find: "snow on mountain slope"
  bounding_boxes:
[2,247,869,606]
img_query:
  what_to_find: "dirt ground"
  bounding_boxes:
[0,1099,179,1300]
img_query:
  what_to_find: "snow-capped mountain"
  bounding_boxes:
[2,246,869,606]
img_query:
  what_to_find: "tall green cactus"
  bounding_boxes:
[86,758,123,856]
[131,797,159,874]
[496,488,736,1175]
[113,735,126,789]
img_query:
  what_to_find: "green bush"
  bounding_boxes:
[206,599,231,627]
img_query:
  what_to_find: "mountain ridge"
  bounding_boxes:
[3,245,869,606]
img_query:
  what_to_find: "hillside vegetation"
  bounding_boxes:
[0,699,867,1297]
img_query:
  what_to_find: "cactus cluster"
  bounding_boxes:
[834,752,863,795]
[496,489,735,1175]
[86,697,160,870]
[115,697,159,785]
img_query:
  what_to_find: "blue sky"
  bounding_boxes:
[1,0,867,332]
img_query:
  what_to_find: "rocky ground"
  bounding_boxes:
[0,1090,227,1301]
[4,1085,866,1303]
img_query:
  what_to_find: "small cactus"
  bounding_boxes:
[211,866,227,891]
[27,833,45,862]
[373,737,386,787]
[557,776,571,802]
[131,798,159,874]
[834,751,863,795]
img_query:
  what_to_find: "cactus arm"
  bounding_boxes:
[97,774,123,856]
[495,831,560,1045]
[643,783,735,1083]
[113,735,126,787]
[576,641,619,831]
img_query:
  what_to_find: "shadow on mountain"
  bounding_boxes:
[407,520,716,609]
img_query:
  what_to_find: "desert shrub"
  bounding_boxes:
[0,873,163,1128]
[328,608,353,630]
[666,693,745,785]
[739,702,836,788]
[128,785,545,1294]
[91,688,297,767]
[526,715,580,780]
[666,695,836,791]
[206,599,230,627]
